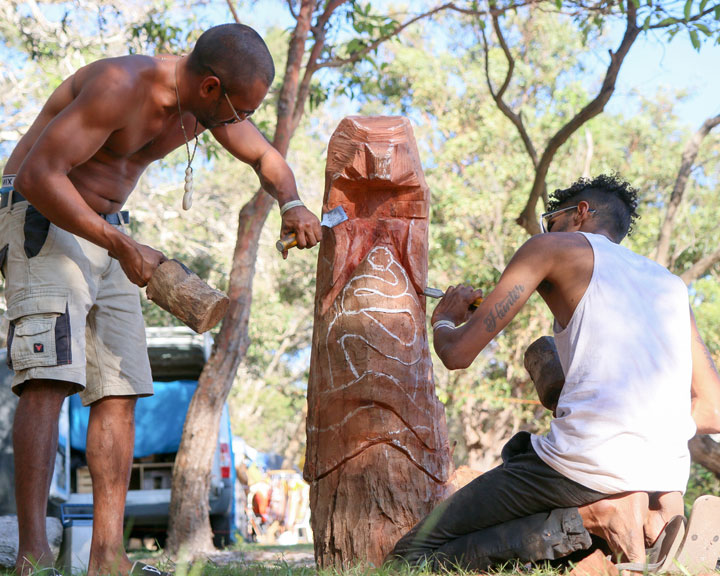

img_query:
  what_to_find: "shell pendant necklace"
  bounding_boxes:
[174,57,198,210]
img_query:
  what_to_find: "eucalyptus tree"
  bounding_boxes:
[166,0,480,555]
[347,6,720,478]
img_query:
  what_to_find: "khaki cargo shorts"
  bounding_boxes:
[0,176,153,405]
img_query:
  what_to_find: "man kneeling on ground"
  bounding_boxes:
[385,174,720,572]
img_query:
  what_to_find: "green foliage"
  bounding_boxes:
[692,278,720,357]
[315,1,403,102]
[2,0,720,484]
[685,462,720,513]
[129,7,187,54]
[350,6,720,469]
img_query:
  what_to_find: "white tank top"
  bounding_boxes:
[531,232,696,493]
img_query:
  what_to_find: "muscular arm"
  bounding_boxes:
[689,310,720,434]
[212,121,321,249]
[433,235,558,370]
[212,121,296,204]
[14,64,164,285]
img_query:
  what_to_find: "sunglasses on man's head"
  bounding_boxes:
[540,205,596,233]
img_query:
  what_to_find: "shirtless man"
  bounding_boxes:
[386,174,720,571]
[1,23,321,576]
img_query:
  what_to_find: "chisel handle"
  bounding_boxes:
[469,297,484,310]
[276,234,298,253]
[423,287,483,310]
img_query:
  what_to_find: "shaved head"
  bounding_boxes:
[188,23,275,91]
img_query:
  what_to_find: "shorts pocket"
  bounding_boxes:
[23,205,53,258]
[6,290,72,371]
[0,243,7,278]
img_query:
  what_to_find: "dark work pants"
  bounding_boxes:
[387,432,608,571]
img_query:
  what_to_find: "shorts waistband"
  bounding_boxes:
[0,186,27,209]
[0,184,129,225]
[101,211,130,225]
[2,174,15,188]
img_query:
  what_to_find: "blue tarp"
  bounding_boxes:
[69,380,198,458]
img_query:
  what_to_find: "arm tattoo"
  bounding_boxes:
[484,284,525,332]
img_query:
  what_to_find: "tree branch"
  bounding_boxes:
[689,434,720,478]
[491,15,513,100]
[681,248,720,285]
[516,2,641,234]
[290,0,347,132]
[654,114,720,267]
[272,0,316,155]
[481,14,540,168]
[649,6,719,30]
[225,0,240,24]
[286,0,299,20]
[262,308,312,382]
[317,3,456,69]
[447,0,541,17]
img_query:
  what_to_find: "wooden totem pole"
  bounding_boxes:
[304,116,454,568]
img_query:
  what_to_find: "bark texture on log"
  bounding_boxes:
[146,259,229,334]
[304,116,453,568]
[688,434,720,478]
[524,335,564,411]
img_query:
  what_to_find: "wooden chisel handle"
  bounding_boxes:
[276,234,298,252]
[423,287,483,309]
[469,297,484,310]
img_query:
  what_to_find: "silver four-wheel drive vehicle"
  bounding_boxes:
[0,326,237,554]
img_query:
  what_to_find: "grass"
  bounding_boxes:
[0,542,569,576]
[7,543,717,576]
[126,543,573,576]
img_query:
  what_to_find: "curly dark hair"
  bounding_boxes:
[547,173,640,240]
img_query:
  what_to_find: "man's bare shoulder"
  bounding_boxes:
[521,231,591,257]
[71,55,156,99]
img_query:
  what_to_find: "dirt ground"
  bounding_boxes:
[206,544,315,567]
[129,543,316,572]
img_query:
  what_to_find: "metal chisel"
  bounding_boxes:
[276,205,349,253]
[423,286,484,309]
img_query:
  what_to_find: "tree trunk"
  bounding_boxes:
[304,117,453,568]
[654,114,720,267]
[515,5,640,233]
[166,0,316,555]
[166,189,274,554]
[164,0,474,556]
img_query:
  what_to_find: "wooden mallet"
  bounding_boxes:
[146,259,229,334]
[523,336,565,412]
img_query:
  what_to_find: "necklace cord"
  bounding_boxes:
[174,57,199,169]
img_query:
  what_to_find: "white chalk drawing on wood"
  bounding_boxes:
[309,244,441,481]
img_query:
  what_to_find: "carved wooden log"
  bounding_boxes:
[524,336,565,411]
[304,116,453,568]
[146,259,229,334]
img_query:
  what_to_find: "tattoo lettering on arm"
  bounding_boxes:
[483,284,525,333]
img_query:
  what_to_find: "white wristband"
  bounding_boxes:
[432,320,456,332]
[280,199,305,216]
